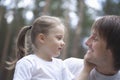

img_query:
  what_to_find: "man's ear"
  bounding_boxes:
[37,33,46,43]
[108,49,113,57]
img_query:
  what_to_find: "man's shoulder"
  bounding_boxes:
[89,69,120,80]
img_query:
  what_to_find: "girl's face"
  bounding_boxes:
[84,29,113,67]
[42,24,65,58]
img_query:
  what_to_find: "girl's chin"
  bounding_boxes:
[52,52,60,57]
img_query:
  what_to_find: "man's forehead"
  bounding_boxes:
[91,29,98,35]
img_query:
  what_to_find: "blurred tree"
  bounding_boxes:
[69,0,94,58]
[102,0,120,15]
[60,0,71,59]
[71,0,85,57]
[42,0,51,15]
[49,0,63,17]
[0,6,8,80]
[0,6,7,65]
[33,0,42,18]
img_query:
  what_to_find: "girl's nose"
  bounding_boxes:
[61,40,65,47]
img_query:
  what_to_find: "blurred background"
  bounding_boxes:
[0,0,120,79]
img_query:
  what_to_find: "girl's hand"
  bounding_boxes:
[83,59,95,73]
[76,59,95,80]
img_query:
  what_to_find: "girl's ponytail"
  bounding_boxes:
[6,26,31,70]
[16,26,32,59]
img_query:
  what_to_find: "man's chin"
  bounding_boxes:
[84,56,93,63]
[84,53,90,59]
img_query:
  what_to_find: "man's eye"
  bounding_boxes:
[93,37,98,41]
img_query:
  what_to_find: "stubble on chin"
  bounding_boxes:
[84,54,89,61]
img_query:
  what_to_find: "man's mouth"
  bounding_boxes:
[87,48,93,53]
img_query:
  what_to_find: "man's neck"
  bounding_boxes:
[96,66,118,76]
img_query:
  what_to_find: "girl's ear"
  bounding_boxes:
[37,33,46,43]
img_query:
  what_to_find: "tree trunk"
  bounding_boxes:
[61,10,71,59]
[42,0,51,15]
[71,0,85,57]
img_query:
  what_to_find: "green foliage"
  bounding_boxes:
[102,0,120,15]
[82,6,94,36]
[49,0,64,17]
[0,6,7,61]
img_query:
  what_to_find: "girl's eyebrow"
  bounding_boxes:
[56,34,64,37]
[56,34,64,36]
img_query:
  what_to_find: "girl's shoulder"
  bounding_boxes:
[16,54,37,66]
[52,57,63,61]
[64,57,84,65]
[63,57,84,76]
[52,58,63,64]
[63,57,84,71]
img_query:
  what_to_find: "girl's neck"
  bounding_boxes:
[36,53,52,61]
[34,48,52,61]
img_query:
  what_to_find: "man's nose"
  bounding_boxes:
[85,36,92,47]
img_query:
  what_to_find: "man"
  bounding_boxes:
[64,15,120,80]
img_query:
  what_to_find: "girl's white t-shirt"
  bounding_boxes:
[13,54,74,80]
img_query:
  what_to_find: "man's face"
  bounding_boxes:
[84,30,113,67]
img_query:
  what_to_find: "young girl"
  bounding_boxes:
[12,16,74,80]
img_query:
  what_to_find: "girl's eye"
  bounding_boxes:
[56,35,64,40]
[57,37,62,40]
[57,35,64,40]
